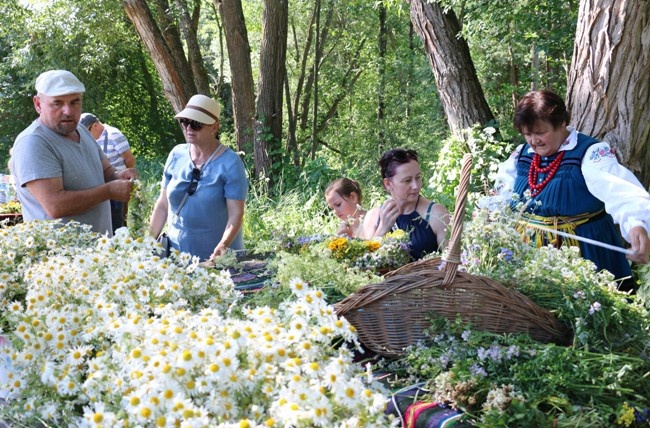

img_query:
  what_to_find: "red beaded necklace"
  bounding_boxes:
[528,151,565,197]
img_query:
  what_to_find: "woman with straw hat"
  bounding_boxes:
[149,94,248,261]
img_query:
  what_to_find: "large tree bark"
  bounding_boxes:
[253,0,288,181]
[408,0,494,137]
[123,0,210,112]
[217,0,256,154]
[124,0,196,111]
[175,0,211,95]
[567,0,650,188]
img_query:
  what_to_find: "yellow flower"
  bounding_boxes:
[327,237,348,252]
[616,402,635,427]
[366,240,381,252]
[385,229,406,240]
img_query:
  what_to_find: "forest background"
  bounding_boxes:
[0,0,648,215]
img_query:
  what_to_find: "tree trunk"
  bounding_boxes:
[406,21,414,118]
[124,0,197,112]
[286,7,316,165]
[218,0,256,154]
[408,0,494,137]
[174,0,211,95]
[567,0,650,188]
[253,0,288,182]
[310,0,321,160]
[508,41,519,109]
[377,2,387,145]
[530,41,539,91]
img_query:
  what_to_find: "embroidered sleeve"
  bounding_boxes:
[582,141,650,241]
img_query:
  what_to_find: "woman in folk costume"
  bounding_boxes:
[493,90,650,291]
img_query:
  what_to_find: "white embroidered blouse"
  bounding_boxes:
[491,127,650,242]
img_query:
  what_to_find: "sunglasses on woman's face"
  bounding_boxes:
[188,168,201,195]
[179,118,204,131]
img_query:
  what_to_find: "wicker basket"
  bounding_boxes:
[335,154,571,358]
[383,256,442,278]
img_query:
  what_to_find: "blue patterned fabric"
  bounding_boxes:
[512,133,631,280]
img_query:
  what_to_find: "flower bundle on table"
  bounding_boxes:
[0,200,20,215]
[270,230,411,274]
[0,221,393,427]
[323,230,411,273]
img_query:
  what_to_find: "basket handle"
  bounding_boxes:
[442,153,472,286]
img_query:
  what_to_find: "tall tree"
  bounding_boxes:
[253,0,289,181]
[377,1,387,145]
[285,1,318,165]
[310,0,322,160]
[567,0,650,188]
[124,0,206,111]
[286,1,366,163]
[175,0,211,95]
[217,0,256,154]
[408,0,494,137]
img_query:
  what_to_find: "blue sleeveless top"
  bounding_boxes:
[512,133,631,279]
[395,199,438,260]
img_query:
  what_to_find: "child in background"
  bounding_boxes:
[325,178,367,238]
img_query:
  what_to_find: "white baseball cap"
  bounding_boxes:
[35,70,86,96]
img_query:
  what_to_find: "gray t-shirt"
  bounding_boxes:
[11,119,112,236]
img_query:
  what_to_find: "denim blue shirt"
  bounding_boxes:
[162,143,248,260]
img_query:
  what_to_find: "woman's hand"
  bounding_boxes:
[210,243,228,260]
[376,199,400,237]
[627,225,650,264]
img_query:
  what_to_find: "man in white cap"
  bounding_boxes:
[10,69,138,236]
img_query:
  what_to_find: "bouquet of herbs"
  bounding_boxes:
[374,196,650,426]
[318,230,411,273]
[463,200,650,356]
[0,200,21,215]
[382,317,650,427]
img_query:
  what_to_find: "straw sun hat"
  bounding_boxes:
[174,94,221,124]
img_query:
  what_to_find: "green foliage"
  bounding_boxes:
[243,187,338,249]
[0,0,580,191]
[373,203,650,424]
[439,0,578,131]
[127,157,163,237]
[428,125,514,207]
[270,250,382,304]
[389,319,650,427]
[464,201,650,355]
[0,0,181,166]
[277,0,448,186]
[637,264,650,309]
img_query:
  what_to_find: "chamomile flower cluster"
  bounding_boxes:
[0,222,390,426]
[0,220,97,305]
